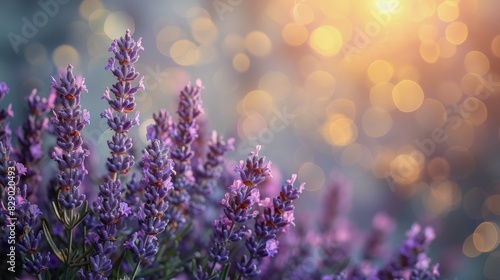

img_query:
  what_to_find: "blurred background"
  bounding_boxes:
[1,0,500,278]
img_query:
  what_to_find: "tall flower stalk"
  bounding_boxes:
[0,82,13,201]
[165,79,204,236]
[80,29,143,279]
[15,89,55,198]
[377,223,440,279]
[237,174,304,279]
[125,139,174,278]
[49,64,90,274]
[204,146,304,279]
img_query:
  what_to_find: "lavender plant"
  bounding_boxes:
[45,64,91,277]
[0,81,13,201]
[0,29,443,280]
[14,89,55,198]
[80,28,143,280]
[164,79,204,237]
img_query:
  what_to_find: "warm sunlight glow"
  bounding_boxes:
[374,0,400,13]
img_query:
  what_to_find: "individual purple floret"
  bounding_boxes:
[377,223,439,279]
[78,255,112,280]
[15,89,56,197]
[124,231,159,265]
[50,65,90,210]
[0,82,8,98]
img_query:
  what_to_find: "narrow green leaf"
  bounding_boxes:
[51,201,62,222]
[220,263,231,280]
[71,248,94,264]
[69,261,89,267]
[190,259,198,278]
[70,208,89,230]
[111,251,126,279]
[137,265,166,277]
[42,220,66,262]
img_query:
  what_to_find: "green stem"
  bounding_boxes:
[131,261,141,280]
[65,210,74,280]
[208,260,217,277]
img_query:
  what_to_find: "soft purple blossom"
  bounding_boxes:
[163,79,205,234]
[0,81,12,149]
[0,82,9,99]
[82,29,144,279]
[124,231,159,265]
[363,212,396,260]
[265,239,279,257]
[138,139,174,236]
[50,64,89,210]
[238,174,303,277]
[101,28,143,177]
[235,145,272,187]
[377,223,439,279]
[15,88,55,197]
[1,184,52,275]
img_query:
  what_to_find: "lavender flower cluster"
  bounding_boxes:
[0,30,441,280]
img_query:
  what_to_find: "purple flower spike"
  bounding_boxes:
[192,131,235,199]
[238,174,304,278]
[235,145,272,187]
[156,79,204,234]
[377,223,439,279]
[124,231,159,265]
[146,109,173,144]
[51,65,89,210]
[78,255,112,280]
[0,81,13,149]
[207,146,278,278]
[84,29,144,279]
[138,139,175,236]
[102,29,144,177]
[0,81,9,99]
[1,184,51,275]
[16,88,55,197]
